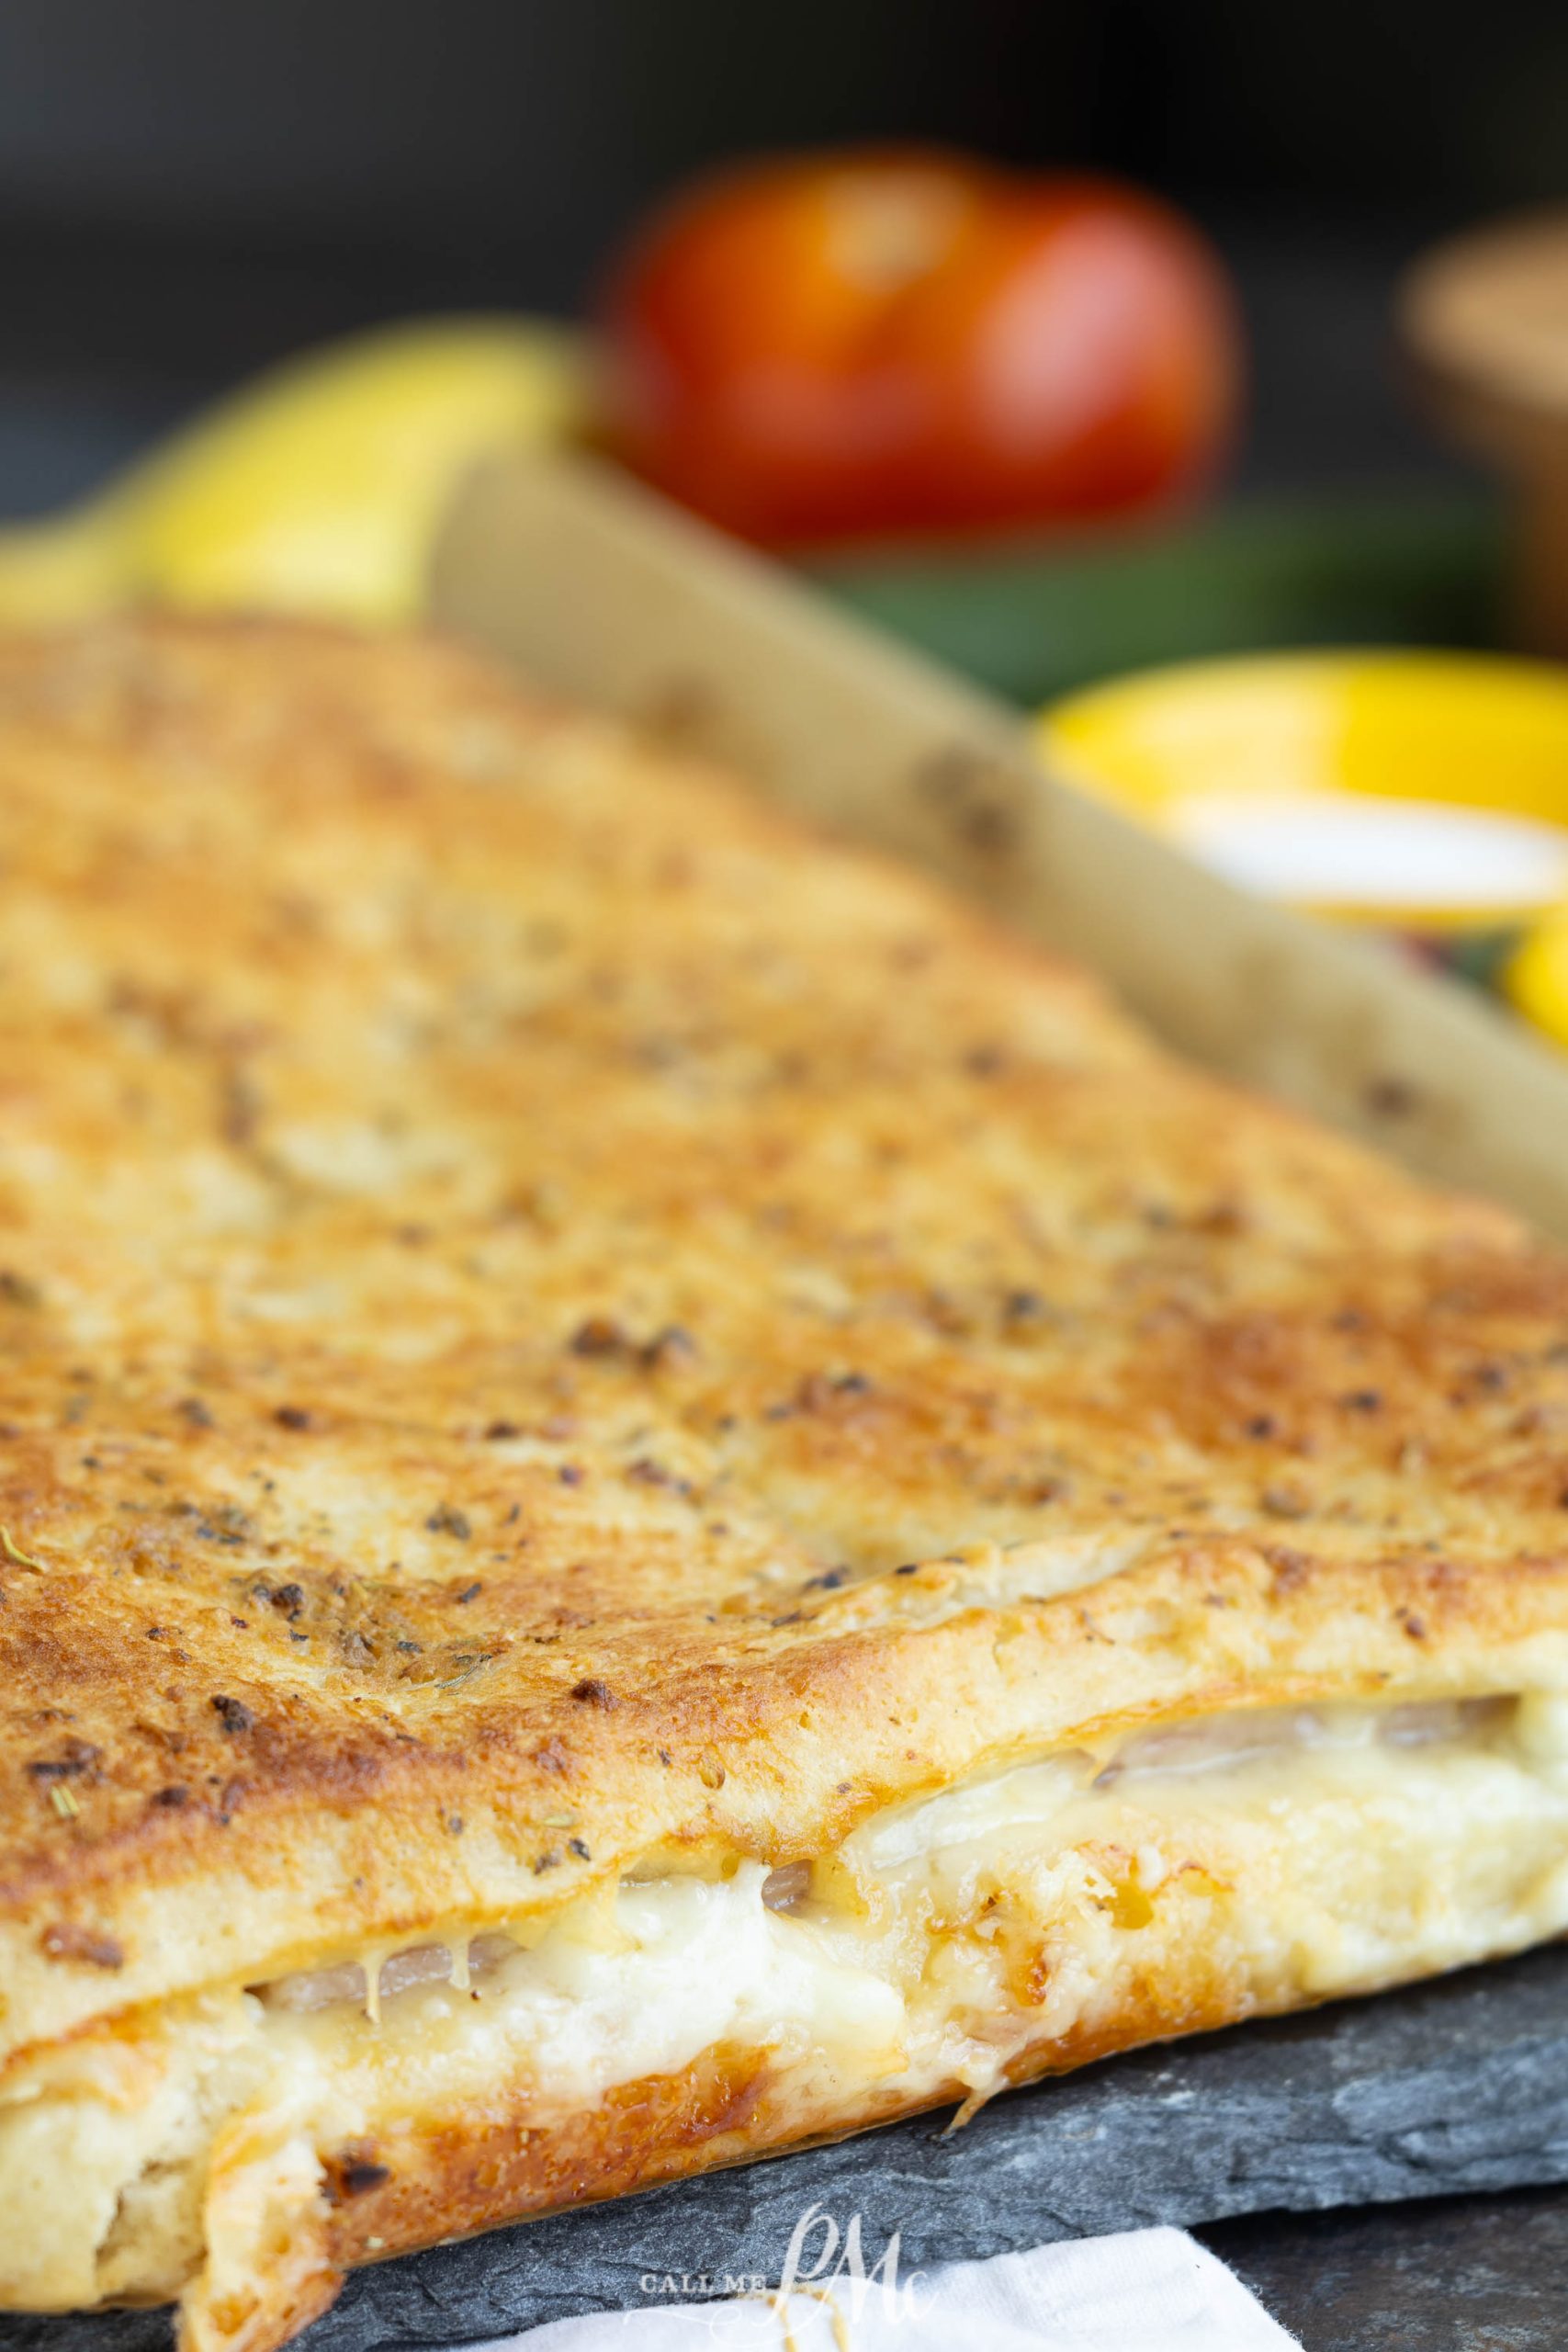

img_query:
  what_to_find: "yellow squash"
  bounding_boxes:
[0,317,588,626]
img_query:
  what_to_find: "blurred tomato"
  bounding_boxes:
[599,149,1242,548]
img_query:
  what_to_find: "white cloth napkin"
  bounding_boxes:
[469,2227,1300,2350]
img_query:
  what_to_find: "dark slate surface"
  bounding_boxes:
[1207,2185,1568,2352]
[8,1940,1568,2350]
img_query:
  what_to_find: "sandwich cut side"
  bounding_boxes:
[3,620,1568,2349]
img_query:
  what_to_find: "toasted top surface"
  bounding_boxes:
[4,615,1568,2063]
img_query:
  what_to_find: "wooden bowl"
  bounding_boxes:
[1402,209,1568,655]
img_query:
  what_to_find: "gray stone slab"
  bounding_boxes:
[1205,2187,1568,2352]
[8,1942,1568,2350]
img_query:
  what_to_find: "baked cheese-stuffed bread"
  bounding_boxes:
[5,618,1568,2350]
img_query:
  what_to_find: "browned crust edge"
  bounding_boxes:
[317,1953,1333,2278]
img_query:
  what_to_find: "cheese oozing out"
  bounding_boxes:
[6,1689,1568,2323]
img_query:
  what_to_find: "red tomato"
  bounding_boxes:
[599,149,1242,548]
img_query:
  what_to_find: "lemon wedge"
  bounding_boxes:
[0,316,589,627]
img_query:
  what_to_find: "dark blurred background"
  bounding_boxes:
[0,0,1564,514]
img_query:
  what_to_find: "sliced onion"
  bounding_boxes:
[260,1930,519,2014]
[260,1960,369,2014]
[761,1860,812,1914]
[378,1942,455,1998]
[468,1931,520,1973]
[1098,1694,1516,1788]
[1378,1696,1513,1747]
[1098,1708,1325,1787]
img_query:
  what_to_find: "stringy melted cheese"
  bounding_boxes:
[7,1691,1568,2321]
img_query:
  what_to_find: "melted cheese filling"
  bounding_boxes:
[7,1690,1568,2321]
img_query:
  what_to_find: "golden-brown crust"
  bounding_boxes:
[322,2040,777,2270]
[310,1941,1376,2279]
[3,614,1568,2079]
